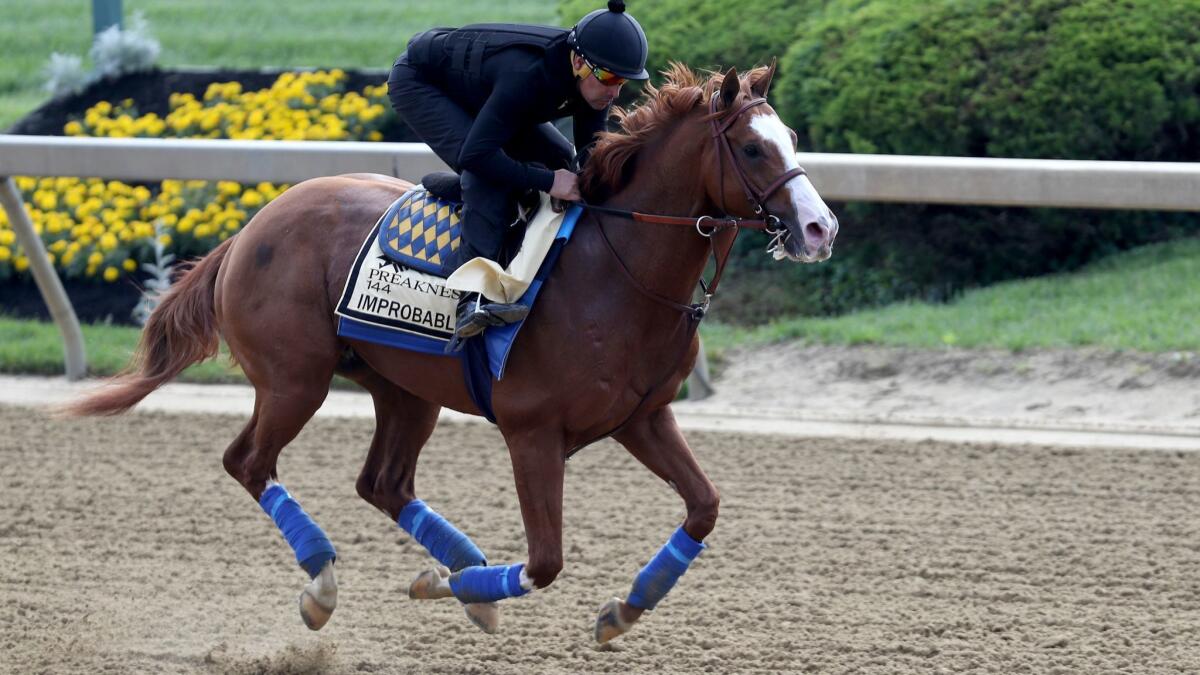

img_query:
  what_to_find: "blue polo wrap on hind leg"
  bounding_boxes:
[259,483,337,579]
[397,499,487,572]
[627,526,706,610]
[449,563,530,604]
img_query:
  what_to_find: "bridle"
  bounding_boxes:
[566,90,810,458]
[708,94,807,227]
[577,92,808,319]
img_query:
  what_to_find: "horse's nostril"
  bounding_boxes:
[805,221,827,242]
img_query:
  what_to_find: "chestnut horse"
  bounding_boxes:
[68,63,837,643]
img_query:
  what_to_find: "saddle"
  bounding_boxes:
[377,172,542,277]
[423,171,543,225]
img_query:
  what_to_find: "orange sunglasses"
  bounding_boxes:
[583,59,628,87]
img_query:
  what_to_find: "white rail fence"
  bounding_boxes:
[2,135,1199,389]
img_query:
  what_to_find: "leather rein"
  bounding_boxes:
[564,93,807,457]
[577,93,807,320]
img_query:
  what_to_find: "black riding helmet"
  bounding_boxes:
[567,1,650,81]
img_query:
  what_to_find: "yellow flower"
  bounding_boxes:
[122,258,137,272]
[240,190,264,207]
[87,251,103,266]
[14,256,29,272]
[0,230,13,246]
[0,246,10,262]
[103,266,119,282]
[159,234,172,247]
[65,121,84,136]
[99,233,118,251]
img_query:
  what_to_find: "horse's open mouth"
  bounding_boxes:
[770,230,806,262]
[770,228,830,263]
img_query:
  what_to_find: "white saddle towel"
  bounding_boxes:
[444,194,564,304]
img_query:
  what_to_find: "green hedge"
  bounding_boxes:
[558,0,1200,323]
[558,0,818,81]
[761,0,1200,320]
[778,0,1200,161]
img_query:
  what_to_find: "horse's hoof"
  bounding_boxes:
[595,597,635,644]
[463,602,500,634]
[408,567,454,600]
[299,561,337,631]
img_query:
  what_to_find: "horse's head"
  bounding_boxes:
[704,63,838,263]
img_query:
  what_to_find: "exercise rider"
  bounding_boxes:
[387,1,650,340]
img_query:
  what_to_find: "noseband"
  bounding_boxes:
[709,94,807,231]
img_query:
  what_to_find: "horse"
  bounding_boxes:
[67,62,838,643]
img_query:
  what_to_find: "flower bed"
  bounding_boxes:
[1,69,392,294]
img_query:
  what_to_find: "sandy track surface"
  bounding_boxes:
[4,405,1200,673]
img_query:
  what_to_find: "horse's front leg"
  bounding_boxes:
[408,427,566,622]
[599,406,720,644]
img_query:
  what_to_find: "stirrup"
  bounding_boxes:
[480,301,530,324]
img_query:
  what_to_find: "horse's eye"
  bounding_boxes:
[743,144,761,159]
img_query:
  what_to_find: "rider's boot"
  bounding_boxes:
[453,292,530,340]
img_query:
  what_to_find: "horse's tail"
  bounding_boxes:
[64,237,235,417]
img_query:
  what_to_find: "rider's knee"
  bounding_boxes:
[459,171,511,214]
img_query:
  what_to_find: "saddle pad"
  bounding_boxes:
[377,186,463,277]
[335,195,582,369]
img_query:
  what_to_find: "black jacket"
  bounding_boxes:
[405,24,610,192]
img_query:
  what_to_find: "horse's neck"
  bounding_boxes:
[591,121,725,306]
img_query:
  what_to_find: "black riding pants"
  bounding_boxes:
[387,54,573,264]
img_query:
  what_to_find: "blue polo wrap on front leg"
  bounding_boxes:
[398,499,487,572]
[259,483,336,579]
[449,563,530,604]
[627,526,706,610]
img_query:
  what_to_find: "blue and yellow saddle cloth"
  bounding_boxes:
[335,186,582,422]
[377,188,464,276]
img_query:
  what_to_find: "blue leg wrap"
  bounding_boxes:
[259,483,337,579]
[448,563,530,604]
[397,499,487,572]
[627,526,706,611]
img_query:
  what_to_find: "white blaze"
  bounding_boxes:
[748,113,831,237]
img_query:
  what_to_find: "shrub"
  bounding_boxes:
[778,0,1200,161]
[558,0,819,80]
[736,0,1200,321]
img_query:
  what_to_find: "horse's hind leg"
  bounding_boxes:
[348,368,499,632]
[598,407,720,643]
[222,346,339,630]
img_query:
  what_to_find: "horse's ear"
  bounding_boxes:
[719,66,740,110]
[750,57,777,99]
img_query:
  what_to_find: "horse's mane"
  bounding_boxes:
[580,62,770,201]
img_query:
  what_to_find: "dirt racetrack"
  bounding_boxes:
[3,404,1200,674]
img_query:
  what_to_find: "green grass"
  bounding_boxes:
[3,238,1197,379]
[0,315,244,382]
[701,237,1200,358]
[0,0,560,130]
